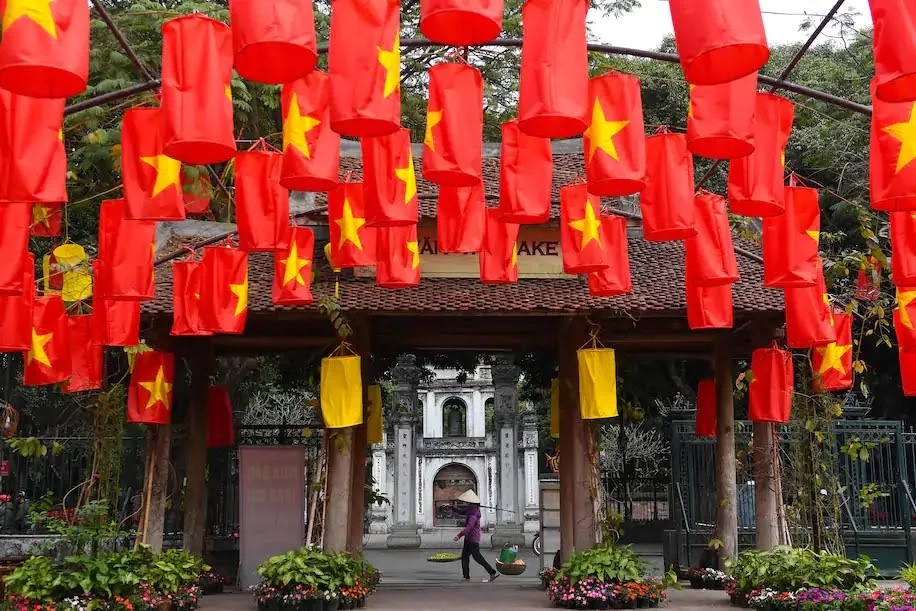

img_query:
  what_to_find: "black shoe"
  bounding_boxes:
[484,573,499,583]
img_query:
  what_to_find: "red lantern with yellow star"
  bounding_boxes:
[583,72,646,197]
[686,277,733,330]
[641,131,696,242]
[686,72,757,160]
[160,15,236,165]
[91,259,140,347]
[63,315,102,393]
[0,0,89,98]
[127,350,174,425]
[0,202,29,296]
[811,312,853,392]
[23,295,70,387]
[171,260,213,337]
[423,62,483,187]
[684,192,739,287]
[870,78,916,211]
[0,91,66,204]
[327,0,400,137]
[560,184,609,275]
[587,215,632,296]
[328,182,376,268]
[97,199,155,301]
[868,0,916,103]
[273,226,315,306]
[695,379,717,438]
[498,120,553,224]
[891,211,916,286]
[762,184,821,288]
[121,107,185,221]
[438,184,485,254]
[784,264,837,349]
[235,151,290,252]
[230,0,316,84]
[420,0,503,45]
[747,344,794,423]
[376,225,421,289]
[895,287,916,352]
[480,209,519,284]
[31,202,63,238]
[900,349,916,396]
[517,0,589,139]
[0,254,33,352]
[199,247,249,335]
[362,128,419,227]
[207,386,236,447]
[280,71,340,193]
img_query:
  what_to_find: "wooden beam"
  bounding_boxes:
[182,340,213,557]
[714,340,738,566]
[348,318,371,554]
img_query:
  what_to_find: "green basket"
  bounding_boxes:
[498,545,519,564]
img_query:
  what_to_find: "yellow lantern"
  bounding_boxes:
[320,354,363,428]
[367,384,383,445]
[52,244,92,302]
[577,348,618,419]
[549,378,560,438]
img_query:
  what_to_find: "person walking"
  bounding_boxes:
[453,490,498,583]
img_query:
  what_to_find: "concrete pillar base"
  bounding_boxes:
[386,527,421,549]
[490,527,526,548]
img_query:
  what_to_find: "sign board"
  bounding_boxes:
[0,461,9,477]
[239,446,307,590]
[539,478,561,573]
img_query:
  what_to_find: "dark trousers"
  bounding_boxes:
[461,540,494,578]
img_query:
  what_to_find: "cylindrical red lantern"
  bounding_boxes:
[438,184,485,254]
[207,386,236,448]
[583,72,646,197]
[280,71,340,193]
[423,62,483,187]
[518,0,589,139]
[868,0,916,103]
[97,199,155,301]
[901,349,916,396]
[479,208,519,284]
[892,211,916,286]
[0,254,33,352]
[747,345,794,423]
[0,0,89,98]
[273,226,315,306]
[160,15,236,165]
[376,225,421,289]
[328,182,377,268]
[0,203,29,296]
[560,184,609,275]
[695,379,717,438]
[586,215,632,297]
[199,246,249,335]
[419,0,503,46]
[784,265,836,349]
[171,261,213,337]
[92,262,141,348]
[328,0,401,137]
[870,78,916,211]
[686,72,757,159]
[362,128,419,227]
[684,192,739,287]
[641,131,696,241]
[498,120,553,224]
[762,185,821,288]
[0,91,67,204]
[230,0,317,84]
[686,276,733,330]
[727,93,794,217]
[667,0,769,86]
[235,152,290,252]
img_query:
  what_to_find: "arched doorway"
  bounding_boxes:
[432,463,477,527]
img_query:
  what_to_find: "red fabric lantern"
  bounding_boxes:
[171,261,213,337]
[695,379,717,438]
[273,226,315,306]
[811,312,853,393]
[583,72,646,197]
[559,184,609,274]
[91,260,141,348]
[586,215,632,296]
[480,208,519,284]
[127,351,174,425]
[230,0,316,84]
[784,264,837,349]
[667,0,769,86]
[728,93,795,217]
[517,0,589,139]
[762,185,821,288]
[747,345,794,423]
[686,276,733,330]
[900,349,916,396]
[63,315,102,393]
[199,247,249,335]
[498,120,553,224]
[870,78,916,211]
[327,0,401,137]
[280,71,339,192]
[181,168,211,216]
[891,211,916,285]
[0,202,29,296]
[160,15,236,165]
[207,386,236,448]
[856,257,882,301]
[97,199,155,301]
[121,107,185,221]
[235,151,289,252]
[0,0,89,98]
[895,288,916,352]
[362,127,419,227]
[686,73,757,159]
[0,91,66,203]
[423,62,483,187]
[376,225,421,289]
[31,202,64,237]
[419,0,503,45]
[328,182,377,268]
[684,192,739,287]
[437,184,485,254]
[641,131,696,241]
[24,295,70,387]
[0,254,33,352]
[868,0,916,103]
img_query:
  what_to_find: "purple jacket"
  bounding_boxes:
[458,506,482,543]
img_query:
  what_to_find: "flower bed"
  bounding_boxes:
[686,568,734,591]
[733,586,916,611]
[197,570,230,595]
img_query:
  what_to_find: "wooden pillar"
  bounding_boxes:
[324,428,355,553]
[753,421,779,550]
[714,342,738,565]
[141,423,172,553]
[348,319,371,554]
[182,340,213,557]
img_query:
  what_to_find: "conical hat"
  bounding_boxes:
[457,490,480,504]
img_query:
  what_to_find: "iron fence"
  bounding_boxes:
[601,476,670,523]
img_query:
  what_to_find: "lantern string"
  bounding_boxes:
[329,341,356,357]
[580,317,605,350]
[654,125,670,135]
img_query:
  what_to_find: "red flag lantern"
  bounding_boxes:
[856,257,882,301]
[273,226,315,306]
[728,93,795,217]
[0,202,29,295]
[207,386,236,448]
[480,208,519,284]
[762,185,821,288]
[695,379,716,438]
[199,247,248,335]
[328,182,376,268]
[498,120,553,224]
[97,199,155,301]
[376,225,421,289]
[891,212,916,285]
[811,312,853,392]
[171,261,213,337]
[182,168,211,215]
[230,0,316,84]
[362,128,419,227]
[684,192,739,287]
[895,288,916,352]
[437,184,485,254]
[0,91,66,203]
[586,215,632,297]
[641,131,696,241]
[280,71,340,192]
[160,15,235,165]
[900,349,916,396]
[23,295,70,386]
[747,345,794,423]
[121,107,185,221]
[870,78,916,211]
[127,351,174,425]
[583,72,646,197]
[868,0,916,103]
[0,255,33,352]
[685,276,733,330]
[517,0,588,139]
[0,0,89,98]
[560,184,609,275]
[235,151,290,252]
[31,202,63,237]
[686,73,757,159]
[327,0,401,137]
[423,62,483,187]
[63,315,102,393]
[667,0,768,86]
[784,265,836,349]
[420,0,503,45]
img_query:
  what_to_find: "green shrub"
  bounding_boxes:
[557,544,646,585]
[257,547,376,593]
[727,547,877,594]
[899,562,916,588]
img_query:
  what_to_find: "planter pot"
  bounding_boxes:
[258,604,268,611]
[341,601,353,610]
[324,601,340,611]
[730,593,748,608]
[689,577,703,590]
[356,598,366,609]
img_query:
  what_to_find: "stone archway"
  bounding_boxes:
[432,463,477,527]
